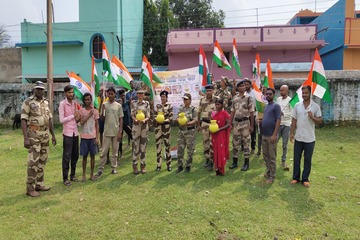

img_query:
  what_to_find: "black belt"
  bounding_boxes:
[234,117,249,122]
[180,126,195,131]
[157,122,170,125]
[201,118,210,123]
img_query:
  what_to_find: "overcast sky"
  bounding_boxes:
[1,0,359,45]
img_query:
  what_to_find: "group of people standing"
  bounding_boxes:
[20,77,322,197]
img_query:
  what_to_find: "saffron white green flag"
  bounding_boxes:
[213,40,231,70]
[102,42,113,82]
[199,45,211,90]
[140,55,155,100]
[289,71,313,108]
[140,56,163,84]
[67,71,91,101]
[232,38,242,77]
[110,55,132,90]
[312,49,332,103]
[263,59,274,89]
[289,49,332,107]
[91,56,100,108]
[253,53,261,88]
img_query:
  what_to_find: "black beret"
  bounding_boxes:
[237,80,246,88]
[204,84,214,90]
[160,90,169,97]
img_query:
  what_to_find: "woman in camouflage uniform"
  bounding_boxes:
[214,76,232,113]
[176,93,197,173]
[131,89,150,174]
[154,90,173,171]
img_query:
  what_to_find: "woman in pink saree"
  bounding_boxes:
[211,99,230,176]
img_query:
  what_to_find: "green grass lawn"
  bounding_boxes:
[0,125,359,239]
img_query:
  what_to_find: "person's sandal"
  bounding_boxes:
[63,180,71,186]
[290,180,299,185]
[303,181,310,188]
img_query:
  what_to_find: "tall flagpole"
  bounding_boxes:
[47,0,54,115]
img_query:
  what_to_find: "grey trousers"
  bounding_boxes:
[277,125,290,162]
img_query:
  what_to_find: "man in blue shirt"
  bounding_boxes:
[261,88,281,183]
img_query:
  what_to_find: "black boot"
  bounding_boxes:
[241,158,249,171]
[207,162,214,171]
[202,159,209,167]
[229,157,238,169]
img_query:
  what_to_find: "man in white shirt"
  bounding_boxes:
[290,86,322,188]
[277,85,292,170]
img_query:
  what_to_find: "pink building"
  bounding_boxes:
[166,25,325,80]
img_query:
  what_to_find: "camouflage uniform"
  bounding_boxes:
[21,95,52,192]
[131,100,151,167]
[231,94,254,160]
[144,87,154,131]
[154,103,173,168]
[198,96,216,166]
[214,87,232,113]
[177,104,197,168]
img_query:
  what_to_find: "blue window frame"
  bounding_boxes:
[90,33,105,62]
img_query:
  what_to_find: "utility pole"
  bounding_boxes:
[47,0,54,115]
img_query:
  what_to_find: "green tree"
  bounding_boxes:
[149,0,175,65]
[142,0,224,66]
[0,26,11,48]
[143,0,158,57]
[169,0,225,28]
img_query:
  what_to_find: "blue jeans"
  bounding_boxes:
[293,140,315,183]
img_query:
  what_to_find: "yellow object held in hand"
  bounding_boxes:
[136,110,145,121]
[177,112,188,125]
[155,111,165,123]
[209,120,219,133]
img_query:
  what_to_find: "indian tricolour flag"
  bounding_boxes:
[213,40,231,70]
[232,38,242,77]
[253,83,267,113]
[263,59,274,89]
[253,53,261,88]
[289,73,312,108]
[102,42,113,82]
[199,45,211,89]
[312,48,332,103]
[140,56,163,85]
[140,55,155,100]
[91,56,100,108]
[67,71,91,101]
[110,55,132,90]
[289,49,332,107]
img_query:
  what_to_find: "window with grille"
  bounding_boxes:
[90,33,104,62]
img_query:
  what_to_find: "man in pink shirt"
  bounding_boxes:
[59,85,81,186]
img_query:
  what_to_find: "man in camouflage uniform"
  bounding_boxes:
[131,89,151,174]
[244,78,257,154]
[143,86,155,131]
[21,81,57,197]
[214,76,232,113]
[154,90,173,172]
[230,80,254,171]
[197,84,217,171]
[177,93,197,173]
